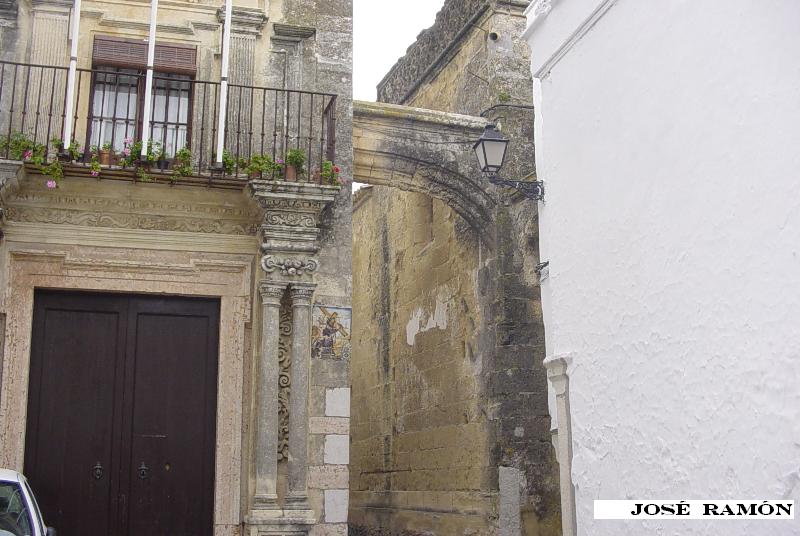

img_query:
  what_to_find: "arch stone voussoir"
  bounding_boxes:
[353,100,497,246]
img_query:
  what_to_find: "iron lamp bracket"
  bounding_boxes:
[488,175,545,201]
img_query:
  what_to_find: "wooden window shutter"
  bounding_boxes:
[154,44,197,75]
[93,35,197,75]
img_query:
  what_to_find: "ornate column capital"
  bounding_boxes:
[249,181,340,284]
[258,281,286,305]
[289,283,315,306]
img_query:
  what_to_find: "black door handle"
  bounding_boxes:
[92,462,104,480]
[138,462,150,480]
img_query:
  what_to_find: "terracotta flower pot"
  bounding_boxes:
[98,150,113,166]
[285,165,297,181]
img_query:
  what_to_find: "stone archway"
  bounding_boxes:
[352,100,497,245]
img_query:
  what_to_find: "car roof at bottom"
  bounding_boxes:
[0,468,23,483]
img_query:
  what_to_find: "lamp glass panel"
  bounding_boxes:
[475,143,487,172]
[484,139,508,171]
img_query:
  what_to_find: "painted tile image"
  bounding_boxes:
[312,306,352,360]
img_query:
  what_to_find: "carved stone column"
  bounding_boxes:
[250,282,285,517]
[247,181,339,532]
[285,282,315,513]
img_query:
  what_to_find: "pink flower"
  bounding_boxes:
[333,166,340,173]
[124,137,133,145]
[122,148,131,156]
[23,150,33,160]
[90,170,99,177]
[276,159,284,164]
[46,180,57,189]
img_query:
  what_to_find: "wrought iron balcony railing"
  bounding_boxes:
[0,61,337,184]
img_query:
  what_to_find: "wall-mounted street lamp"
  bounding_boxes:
[473,123,545,201]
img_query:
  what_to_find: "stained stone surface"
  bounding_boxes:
[350,0,560,535]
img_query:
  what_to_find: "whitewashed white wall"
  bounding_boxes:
[525,1,800,534]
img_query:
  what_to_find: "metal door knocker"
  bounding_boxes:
[138,462,150,480]
[92,462,104,480]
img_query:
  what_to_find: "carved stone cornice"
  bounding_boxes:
[30,0,71,16]
[249,180,340,283]
[272,23,315,40]
[3,173,261,236]
[217,6,267,36]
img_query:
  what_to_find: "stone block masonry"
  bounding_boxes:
[350,0,560,534]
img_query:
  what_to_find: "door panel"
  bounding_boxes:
[25,293,128,536]
[24,291,219,536]
[125,297,218,536]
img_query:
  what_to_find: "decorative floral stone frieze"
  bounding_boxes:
[261,256,319,277]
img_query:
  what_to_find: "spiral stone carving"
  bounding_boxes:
[277,299,292,461]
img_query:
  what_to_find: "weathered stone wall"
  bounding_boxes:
[352,186,494,534]
[351,0,559,534]
[1,0,354,534]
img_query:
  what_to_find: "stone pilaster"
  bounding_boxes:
[247,181,340,533]
[285,282,315,515]
[217,6,267,157]
[545,356,577,536]
[29,0,71,66]
[250,282,285,518]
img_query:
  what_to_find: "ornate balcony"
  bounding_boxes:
[0,61,338,186]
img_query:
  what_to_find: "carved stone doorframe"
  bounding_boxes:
[0,246,253,536]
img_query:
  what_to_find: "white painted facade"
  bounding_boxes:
[524,1,800,535]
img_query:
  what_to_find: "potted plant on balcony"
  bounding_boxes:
[219,150,237,175]
[120,138,135,168]
[285,148,306,181]
[89,153,101,177]
[320,160,342,186]
[98,142,114,166]
[52,138,81,163]
[1,132,41,161]
[172,147,193,180]
[245,154,277,179]
[40,159,64,189]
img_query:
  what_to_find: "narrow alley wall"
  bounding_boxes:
[350,1,560,534]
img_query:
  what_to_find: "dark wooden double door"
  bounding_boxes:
[24,291,220,536]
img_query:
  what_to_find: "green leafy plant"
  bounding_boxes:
[136,166,152,182]
[172,147,193,178]
[101,142,113,151]
[146,141,164,163]
[245,154,278,178]
[122,139,163,167]
[221,150,238,175]
[89,154,101,177]
[320,160,341,186]
[41,160,64,188]
[1,132,44,162]
[498,90,512,103]
[52,137,82,161]
[286,149,307,175]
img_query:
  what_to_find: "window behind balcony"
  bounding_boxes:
[90,69,140,153]
[89,36,197,158]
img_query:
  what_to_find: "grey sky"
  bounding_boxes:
[353,0,445,102]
